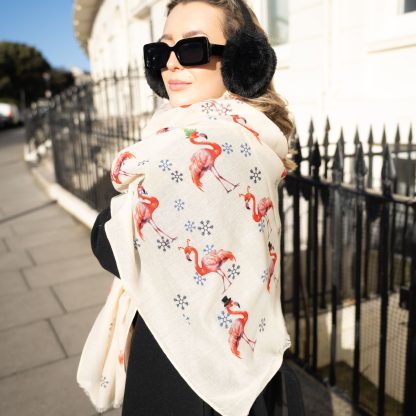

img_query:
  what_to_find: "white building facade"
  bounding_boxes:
[73,0,416,149]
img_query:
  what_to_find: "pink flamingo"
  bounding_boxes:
[222,296,257,358]
[111,151,137,184]
[178,238,235,293]
[133,179,177,242]
[239,185,274,238]
[231,114,261,142]
[267,242,278,293]
[187,130,239,193]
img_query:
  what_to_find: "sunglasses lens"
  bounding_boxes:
[145,44,169,69]
[178,41,205,65]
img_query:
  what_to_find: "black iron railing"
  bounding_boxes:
[280,124,415,416]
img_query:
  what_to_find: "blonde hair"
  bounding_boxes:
[166,0,296,171]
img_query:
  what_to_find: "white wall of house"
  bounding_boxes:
[81,0,415,149]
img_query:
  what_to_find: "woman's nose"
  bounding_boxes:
[166,50,183,71]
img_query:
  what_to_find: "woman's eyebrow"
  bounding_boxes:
[158,30,208,42]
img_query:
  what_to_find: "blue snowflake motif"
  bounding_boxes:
[203,244,215,254]
[137,159,149,166]
[182,313,191,325]
[217,310,233,328]
[221,142,233,154]
[174,199,185,211]
[171,170,184,183]
[240,143,252,157]
[100,376,109,388]
[159,159,172,171]
[201,102,215,114]
[258,217,266,232]
[227,263,241,280]
[173,294,189,310]
[260,269,268,284]
[197,219,214,236]
[133,238,141,250]
[259,317,266,332]
[193,272,207,286]
[217,103,232,116]
[249,166,262,183]
[184,220,196,232]
[157,236,171,251]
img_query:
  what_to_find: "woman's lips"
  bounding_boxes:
[168,81,191,91]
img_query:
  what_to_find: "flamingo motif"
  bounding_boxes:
[231,114,261,142]
[178,238,235,293]
[186,129,239,193]
[133,179,177,242]
[222,296,257,358]
[111,151,137,184]
[239,185,274,238]
[267,242,278,293]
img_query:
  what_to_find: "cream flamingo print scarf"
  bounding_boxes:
[77,91,291,416]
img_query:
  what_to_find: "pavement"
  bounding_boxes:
[0,127,354,416]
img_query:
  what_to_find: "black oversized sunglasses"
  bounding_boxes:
[143,36,225,70]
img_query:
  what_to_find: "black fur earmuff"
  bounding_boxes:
[144,0,277,99]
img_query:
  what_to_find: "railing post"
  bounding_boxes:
[311,141,321,372]
[330,140,344,386]
[320,118,330,309]
[403,212,416,416]
[352,140,367,409]
[377,143,396,416]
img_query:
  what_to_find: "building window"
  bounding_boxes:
[399,0,416,13]
[267,0,289,45]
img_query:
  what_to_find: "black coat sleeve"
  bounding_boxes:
[90,206,120,278]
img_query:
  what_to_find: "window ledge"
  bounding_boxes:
[367,33,416,53]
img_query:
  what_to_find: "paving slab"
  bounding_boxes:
[52,273,113,312]
[0,195,51,216]
[0,270,29,296]
[0,223,14,238]
[4,223,88,251]
[0,320,66,378]
[23,254,103,288]
[0,238,8,254]
[51,304,103,356]
[0,287,64,331]
[27,236,91,265]
[11,214,79,235]
[0,249,34,272]
[0,355,97,416]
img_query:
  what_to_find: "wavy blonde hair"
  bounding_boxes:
[165,0,296,171]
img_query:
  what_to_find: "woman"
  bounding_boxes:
[87,1,303,415]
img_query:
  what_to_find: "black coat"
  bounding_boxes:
[90,208,302,415]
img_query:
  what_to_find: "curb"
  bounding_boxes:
[26,155,98,231]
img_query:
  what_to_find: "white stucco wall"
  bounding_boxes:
[81,0,415,150]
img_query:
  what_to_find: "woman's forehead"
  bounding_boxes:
[162,2,225,42]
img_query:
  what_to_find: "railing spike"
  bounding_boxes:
[381,144,397,197]
[332,139,344,178]
[354,141,367,179]
[311,141,322,173]
[354,126,360,145]
[408,123,413,144]
[308,118,314,135]
[325,116,330,132]
[381,124,387,147]
[368,126,374,145]
[292,133,303,169]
